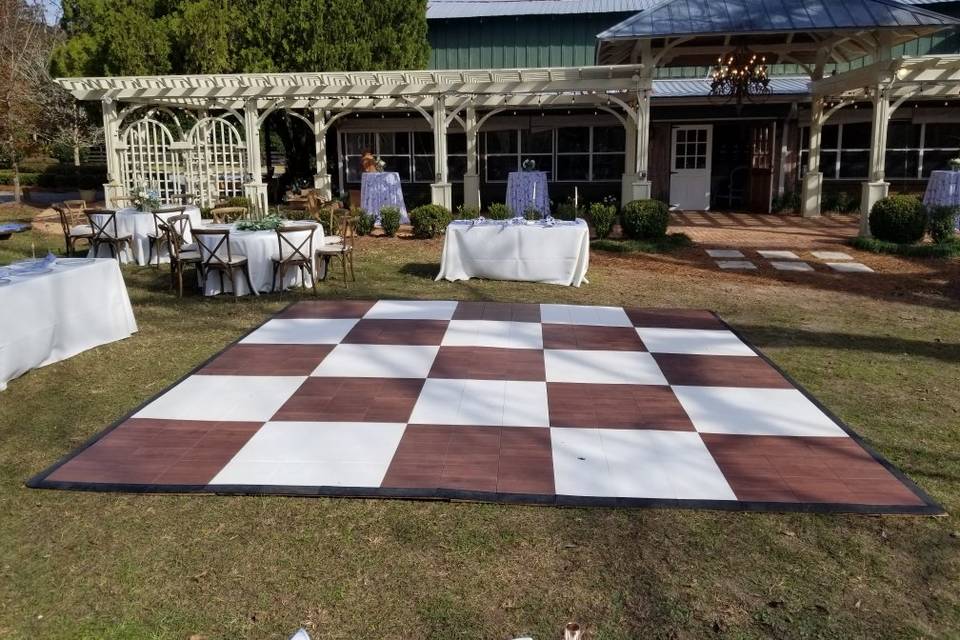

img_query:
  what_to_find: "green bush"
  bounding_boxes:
[379,206,401,237]
[486,202,512,220]
[456,205,480,220]
[869,195,926,244]
[852,235,960,258]
[409,204,453,238]
[620,199,670,240]
[554,200,580,221]
[221,196,250,209]
[523,205,542,221]
[589,201,617,239]
[927,205,958,244]
[771,190,800,213]
[353,208,375,236]
[0,171,40,186]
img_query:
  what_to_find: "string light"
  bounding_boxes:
[709,45,770,104]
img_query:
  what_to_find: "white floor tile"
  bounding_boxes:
[134,375,305,422]
[827,262,874,273]
[441,320,543,349]
[363,300,458,320]
[409,379,549,426]
[811,251,853,260]
[771,260,814,272]
[311,344,438,378]
[544,350,668,385]
[672,386,847,437]
[636,328,755,356]
[540,304,632,327]
[210,421,405,486]
[716,260,756,270]
[758,250,800,260]
[241,318,358,344]
[706,249,745,258]
[551,428,613,497]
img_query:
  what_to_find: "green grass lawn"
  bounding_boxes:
[2,203,959,639]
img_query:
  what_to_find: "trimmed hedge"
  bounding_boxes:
[409,204,453,238]
[455,205,480,220]
[379,206,401,237]
[620,199,669,240]
[869,195,925,244]
[554,200,580,221]
[353,208,375,236]
[589,201,617,239]
[927,205,958,244]
[0,171,40,186]
[486,202,512,220]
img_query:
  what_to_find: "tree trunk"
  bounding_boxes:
[12,157,21,204]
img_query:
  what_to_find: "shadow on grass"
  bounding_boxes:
[399,262,441,279]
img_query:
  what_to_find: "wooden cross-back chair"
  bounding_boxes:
[55,200,93,255]
[210,206,247,224]
[315,210,356,287]
[271,223,318,293]
[192,228,255,296]
[84,209,132,261]
[147,206,186,268]
[159,214,201,297]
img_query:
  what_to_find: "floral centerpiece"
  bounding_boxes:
[949,156,960,171]
[521,159,536,172]
[235,214,284,231]
[375,156,386,172]
[130,182,161,212]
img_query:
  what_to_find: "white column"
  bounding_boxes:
[631,86,653,201]
[621,111,638,205]
[463,105,480,211]
[430,96,452,209]
[242,101,267,215]
[312,108,332,199]
[800,96,824,218]
[859,86,891,237]
[101,98,125,207]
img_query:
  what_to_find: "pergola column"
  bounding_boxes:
[800,96,825,217]
[431,96,453,209]
[859,86,891,237]
[632,87,653,201]
[242,101,268,214]
[312,108,332,200]
[101,98,125,207]
[463,105,480,211]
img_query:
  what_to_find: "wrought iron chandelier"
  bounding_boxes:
[709,46,771,104]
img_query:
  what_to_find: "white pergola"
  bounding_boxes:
[56,65,656,212]
[808,55,960,235]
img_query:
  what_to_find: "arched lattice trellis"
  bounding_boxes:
[185,116,247,206]
[119,118,184,204]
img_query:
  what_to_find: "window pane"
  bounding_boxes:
[841,123,871,149]
[593,126,625,152]
[345,133,374,155]
[345,156,362,182]
[448,156,466,182]
[800,126,809,150]
[887,121,922,149]
[524,154,552,178]
[820,151,838,178]
[885,150,919,179]
[413,132,434,155]
[557,154,589,180]
[839,150,868,178]
[923,122,960,148]
[922,149,960,176]
[486,155,516,181]
[821,125,839,149]
[447,133,466,154]
[486,130,518,154]
[414,156,434,182]
[522,129,553,154]
[381,156,410,181]
[557,127,590,153]
[377,132,396,154]
[593,154,625,180]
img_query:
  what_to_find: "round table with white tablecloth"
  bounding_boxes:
[506,170,550,218]
[195,222,325,296]
[360,171,408,223]
[88,205,203,265]
[923,170,960,231]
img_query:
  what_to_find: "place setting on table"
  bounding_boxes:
[0,251,138,391]
[0,221,31,241]
[436,162,591,287]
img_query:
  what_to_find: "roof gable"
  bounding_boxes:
[427,0,655,20]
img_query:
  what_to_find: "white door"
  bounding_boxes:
[669,125,713,210]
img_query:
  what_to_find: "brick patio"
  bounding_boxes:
[669,212,859,250]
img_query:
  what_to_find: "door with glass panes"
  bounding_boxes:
[669,125,713,210]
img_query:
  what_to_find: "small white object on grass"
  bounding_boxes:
[716,260,757,270]
[288,629,310,640]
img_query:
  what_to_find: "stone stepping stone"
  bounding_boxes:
[827,262,874,273]
[758,250,800,260]
[771,261,814,272]
[811,251,853,260]
[706,249,745,258]
[716,260,757,270]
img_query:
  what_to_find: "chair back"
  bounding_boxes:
[164,214,193,255]
[210,206,246,224]
[54,204,71,237]
[152,206,185,238]
[276,224,317,262]
[85,209,120,241]
[335,210,356,251]
[193,228,234,269]
[63,200,87,224]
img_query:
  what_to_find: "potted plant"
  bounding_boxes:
[948,156,960,171]
[78,176,98,204]
[521,158,536,172]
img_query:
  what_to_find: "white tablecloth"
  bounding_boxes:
[196,223,325,296]
[0,258,137,391]
[507,171,550,218]
[360,172,409,223]
[88,206,202,266]
[436,219,590,286]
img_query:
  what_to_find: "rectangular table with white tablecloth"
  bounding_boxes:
[436,218,590,286]
[0,258,138,391]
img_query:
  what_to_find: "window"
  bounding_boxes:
[343,131,466,184]
[483,125,624,183]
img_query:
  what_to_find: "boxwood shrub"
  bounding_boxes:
[926,205,958,244]
[486,202,512,220]
[589,201,617,239]
[620,199,669,240]
[869,195,925,244]
[379,206,401,237]
[409,204,453,238]
[353,208,375,236]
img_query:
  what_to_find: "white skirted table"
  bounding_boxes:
[195,223,325,296]
[0,257,138,391]
[506,170,550,217]
[436,218,590,286]
[924,170,960,230]
[360,172,408,223]
[88,205,203,265]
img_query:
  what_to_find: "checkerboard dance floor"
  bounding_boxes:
[30,300,940,514]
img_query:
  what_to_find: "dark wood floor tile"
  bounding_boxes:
[548,383,694,430]
[452,302,541,323]
[272,377,423,422]
[430,347,545,380]
[276,300,375,319]
[343,319,449,345]
[653,354,791,388]
[200,344,333,376]
[624,308,725,330]
[542,325,646,351]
